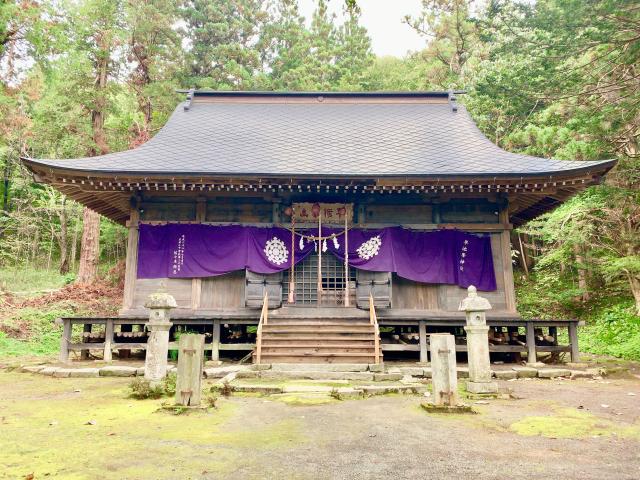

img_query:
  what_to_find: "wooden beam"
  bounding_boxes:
[122,205,140,312]
[499,203,517,312]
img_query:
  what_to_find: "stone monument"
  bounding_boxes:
[175,334,205,407]
[430,333,459,406]
[459,285,498,394]
[144,290,177,384]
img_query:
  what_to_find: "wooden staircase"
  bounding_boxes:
[255,295,383,364]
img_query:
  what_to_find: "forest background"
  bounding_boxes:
[0,0,638,360]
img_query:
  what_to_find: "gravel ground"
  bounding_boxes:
[222,377,640,480]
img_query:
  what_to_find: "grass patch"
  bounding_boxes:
[510,407,640,439]
[0,268,72,296]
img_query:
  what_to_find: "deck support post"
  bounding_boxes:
[104,319,114,362]
[568,322,579,363]
[419,320,428,363]
[211,320,221,362]
[59,319,72,364]
[144,291,177,384]
[525,321,536,364]
[80,323,92,360]
[459,286,497,394]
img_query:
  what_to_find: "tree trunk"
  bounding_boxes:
[0,155,11,240]
[77,33,109,284]
[70,219,79,272]
[629,274,640,316]
[58,196,69,275]
[76,207,100,284]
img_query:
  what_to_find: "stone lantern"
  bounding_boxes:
[459,286,498,394]
[144,290,177,384]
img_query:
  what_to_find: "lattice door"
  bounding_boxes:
[282,253,356,306]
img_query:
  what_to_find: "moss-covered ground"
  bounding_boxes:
[0,371,306,479]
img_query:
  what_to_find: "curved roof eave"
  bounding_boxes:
[21,156,617,181]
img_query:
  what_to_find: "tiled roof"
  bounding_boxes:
[24,91,615,179]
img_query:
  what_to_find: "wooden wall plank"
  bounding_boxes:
[133,278,193,308]
[392,274,438,309]
[200,271,245,309]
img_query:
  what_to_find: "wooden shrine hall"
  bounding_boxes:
[23,90,616,365]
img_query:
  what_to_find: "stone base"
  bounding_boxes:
[466,380,498,394]
[420,402,475,414]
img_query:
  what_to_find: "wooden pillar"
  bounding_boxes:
[191,197,207,311]
[569,322,579,362]
[431,201,441,224]
[104,319,114,362]
[499,201,517,312]
[119,324,132,359]
[81,323,92,360]
[122,201,140,311]
[356,204,366,226]
[211,320,221,362]
[525,321,536,363]
[59,319,72,364]
[419,320,428,363]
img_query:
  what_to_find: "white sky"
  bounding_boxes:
[298,0,426,58]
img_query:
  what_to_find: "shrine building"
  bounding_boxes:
[23,91,616,364]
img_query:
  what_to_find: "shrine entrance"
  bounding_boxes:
[283,252,356,307]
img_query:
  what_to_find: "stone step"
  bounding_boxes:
[230,383,427,396]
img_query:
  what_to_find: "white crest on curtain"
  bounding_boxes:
[264,237,289,265]
[356,235,382,260]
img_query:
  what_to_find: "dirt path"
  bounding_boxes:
[0,371,638,479]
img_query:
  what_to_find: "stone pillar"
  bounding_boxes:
[144,291,177,384]
[459,285,498,394]
[430,333,459,406]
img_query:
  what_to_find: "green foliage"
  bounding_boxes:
[163,372,177,396]
[580,302,640,361]
[128,372,176,399]
[204,393,219,408]
[129,377,166,399]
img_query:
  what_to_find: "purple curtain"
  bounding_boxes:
[137,224,497,291]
